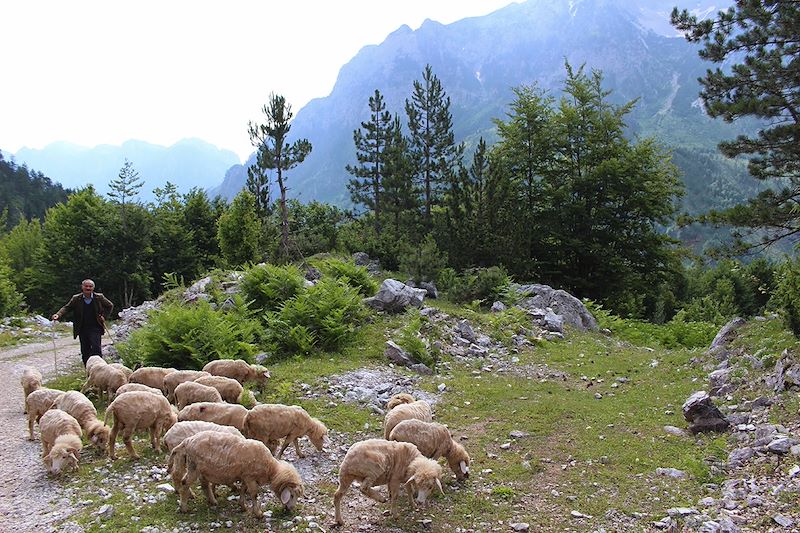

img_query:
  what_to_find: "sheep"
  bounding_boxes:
[109,362,133,379]
[21,366,43,413]
[115,382,164,398]
[383,395,433,439]
[388,419,471,480]
[202,359,270,386]
[178,402,249,433]
[243,404,327,459]
[333,439,444,525]
[174,381,223,410]
[85,355,106,375]
[105,391,177,459]
[169,431,303,517]
[129,366,177,392]
[52,390,110,451]
[38,409,82,475]
[193,375,244,404]
[25,388,65,440]
[163,370,211,403]
[164,420,244,452]
[81,364,127,400]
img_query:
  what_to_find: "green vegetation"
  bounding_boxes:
[309,257,378,296]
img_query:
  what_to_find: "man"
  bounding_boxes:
[52,279,114,365]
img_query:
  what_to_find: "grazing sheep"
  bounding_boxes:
[170,431,303,517]
[383,395,433,439]
[163,370,211,403]
[25,388,65,440]
[333,439,444,525]
[164,420,244,452]
[193,375,244,404]
[52,390,110,450]
[202,359,270,386]
[21,367,43,413]
[174,381,223,410]
[105,391,177,459]
[244,404,327,459]
[39,409,82,475]
[115,382,164,398]
[178,402,249,432]
[81,364,127,400]
[129,366,177,392]
[389,419,471,480]
[85,355,106,376]
[109,362,133,379]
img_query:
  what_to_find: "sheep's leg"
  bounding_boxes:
[293,435,305,458]
[244,479,262,517]
[122,429,138,459]
[276,436,295,459]
[27,414,35,440]
[179,461,199,513]
[202,478,217,507]
[389,481,402,517]
[333,476,353,525]
[404,480,415,507]
[108,423,119,459]
[236,483,249,512]
[359,476,387,503]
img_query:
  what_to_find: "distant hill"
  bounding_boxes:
[0,152,70,229]
[12,138,240,201]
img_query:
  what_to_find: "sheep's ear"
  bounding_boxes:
[69,451,80,462]
[436,478,444,496]
[405,475,416,487]
[280,488,291,504]
[263,371,271,379]
[460,461,468,475]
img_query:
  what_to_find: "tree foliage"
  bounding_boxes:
[217,190,261,267]
[0,152,70,231]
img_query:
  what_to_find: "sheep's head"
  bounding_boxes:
[273,460,304,511]
[164,409,178,430]
[405,458,444,505]
[447,442,471,480]
[309,419,328,451]
[46,446,79,475]
[88,422,111,449]
[252,365,271,385]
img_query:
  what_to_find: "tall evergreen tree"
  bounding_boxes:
[671,2,800,250]
[405,65,463,229]
[381,115,419,234]
[183,188,221,272]
[247,93,312,260]
[217,190,261,267]
[150,182,198,292]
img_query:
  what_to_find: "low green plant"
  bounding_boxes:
[0,261,22,317]
[448,266,511,306]
[240,263,305,312]
[397,310,436,368]
[398,234,448,283]
[311,257,378,296]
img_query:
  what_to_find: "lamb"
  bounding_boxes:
[383,394,433,439]
[243,404,327,459]
[129,366,176,392]
[202,359,270,386]
[163,370,211,403]
[105,391,177,459]
[85,355,106,375]
[81,363,127,400]
[178,402,249,432]
[388,419,471,480]
[169,431,303,517]
[193,375,244,404]
[25,388,65,440]
[52,390,110,450]
[333,439,443,525]
[115,382,164,398]
[174,381,223,410]
[109,362,133,379]
[164,420,244,452]
[21,366,42,413]
[38,409,82,475]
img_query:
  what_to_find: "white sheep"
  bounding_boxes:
[388,419,471,480]
[383,394,433,439]
[174,381,223,410]
[115,382,165,398]
[333,438,443,525]
[81,364,127,400]
[193,375,244,404]
[177,402,249,432]
[108,362,133,379]
[85,355,106,376]
[105,391,177,459]
[129,366,177,392]
[39,409,82,475]
[25,388,65,440]
[164,420,244,452]
[163,370,211,403]
[21,366,43,413]
[169,431,303,517]
[52,390,110,451]
[202,359,270,386]
[243,404,327,459]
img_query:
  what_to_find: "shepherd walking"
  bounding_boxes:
[52,279,114,365]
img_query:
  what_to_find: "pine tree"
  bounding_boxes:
[217,190,261,267]
[671,2,800,250]
[108,159,144,206]
[381,115,419,234]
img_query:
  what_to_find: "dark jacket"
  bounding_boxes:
[56,292,114,339]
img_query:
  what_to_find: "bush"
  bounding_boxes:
[267,278,368,356]
[772,256,800,336]
[398,234,448,283]
[240,263,305,312]
[0,261,22,317]
[311,257,378,296]
[397,310,436,368]
[448,266,511,306]
[118,299,260,369]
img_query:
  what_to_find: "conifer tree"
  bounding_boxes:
[381,115,419,234]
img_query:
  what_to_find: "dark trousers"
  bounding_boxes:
[79,327,103,365]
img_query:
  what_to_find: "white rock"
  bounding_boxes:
[156,483,175,493]
[570,510,592,519]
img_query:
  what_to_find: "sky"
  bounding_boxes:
[1,0,516,162]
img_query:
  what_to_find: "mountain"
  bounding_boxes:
[12,138,240,201]
[211,0,750,215]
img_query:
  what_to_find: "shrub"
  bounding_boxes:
[398,234,448,283]
[448,266,511,306]
[118,299,260,369]
[397,310,436,368]
[311,257,378,296]
[772,256,800,336]
[0,261,22,317]
[240,263,305,312]
[267,277,368,356]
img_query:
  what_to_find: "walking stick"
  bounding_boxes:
[50,319,58,375]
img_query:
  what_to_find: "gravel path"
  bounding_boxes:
[0,334,108,532]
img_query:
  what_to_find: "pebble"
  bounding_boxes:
[570,510,592,519]
[510,523,529,532]
[656,467,687,479]
[667,507,698,517]
[500,442,511,450]
[437,383,447,392]
[773,514,794,527]
[663,425,688,437]
[788,465,800,478]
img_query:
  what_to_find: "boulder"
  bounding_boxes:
[364,279,426,313]
[706,317,746,359]
[682,391,730,434]
[385,341,414,366]
[513,284,597,332]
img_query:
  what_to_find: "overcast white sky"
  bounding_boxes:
[1,0,515,162]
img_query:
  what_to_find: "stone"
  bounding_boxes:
[728,447,755,466]
[543,310,564,333]
[699,497,715,507]
[656,467,687,479]
[773,514,793,528]
[788,465,800,478]
[682,391,729,434]
[457,320,478,343]
[766,436,796,454]
[96,504,115,520]
[409,363,433,375]
[708,368,733,395]
[792,444,800,455]
[706,317,746,358]
[385,341,414,366]
[667,507,698,517]
[570,510,592,519]
[364,279,426,313]
[513,283,598,331]
[491,301,507,313]
[663,425,688,437]
[156,483,175,493]
[509,430,530,439]
[510,523,530,532]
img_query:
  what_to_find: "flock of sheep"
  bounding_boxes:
[20,356,472,526]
